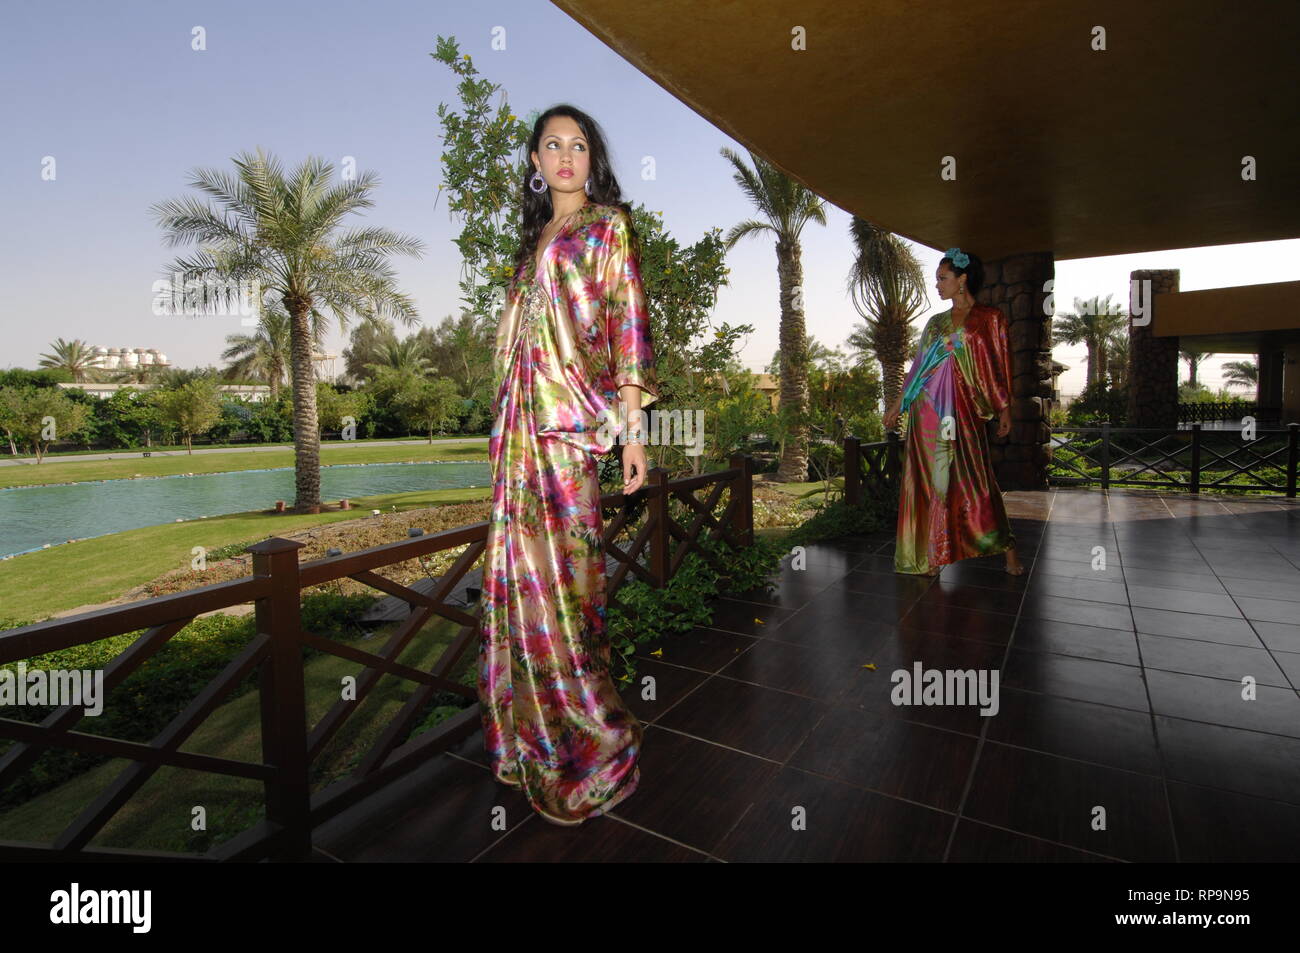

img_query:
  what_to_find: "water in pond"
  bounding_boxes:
[0,462,492,559]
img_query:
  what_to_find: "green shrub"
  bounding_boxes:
[603,533,787,685]
[1067,379,1128,425]
[783,495,894,548]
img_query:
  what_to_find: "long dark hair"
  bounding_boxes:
[510,104,642,292]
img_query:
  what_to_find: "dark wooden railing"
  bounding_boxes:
[1176,400,1281,424]
[1049,423,1298,496]
[843,433,902,505]
[0,454,755,862]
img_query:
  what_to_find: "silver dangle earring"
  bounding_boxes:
[529,170,547,194]
[584,177,592,196]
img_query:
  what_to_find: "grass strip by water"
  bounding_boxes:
[0,439,488,490]
[0,485,494,620]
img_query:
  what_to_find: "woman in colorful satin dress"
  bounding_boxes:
[477,106,659,826]
[882,248,1024,577]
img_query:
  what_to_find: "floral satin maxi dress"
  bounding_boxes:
[894,305,1016,575]
[478,202,659,825]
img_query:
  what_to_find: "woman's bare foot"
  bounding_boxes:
[1005,548,1025,576]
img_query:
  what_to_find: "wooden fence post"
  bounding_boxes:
[248,537,311,862]
[1190,422,1202,495]
[1287,423,1298,499]
[1100,423,1111,490]
[885,431,902,491]
[647,466,670,587]
[729,452,754,547]
[844,437,861,505]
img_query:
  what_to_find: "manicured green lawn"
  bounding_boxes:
[0,484,493,622]
[763,477,839,504]
[0,439,488,490]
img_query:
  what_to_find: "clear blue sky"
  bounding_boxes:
[4,0,1296,397]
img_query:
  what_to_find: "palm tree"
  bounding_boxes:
[844,217,926,416]
[720,147,827,482]
[1180,349,1216,387]
[767,335,838,376]
[37,338,103,382]
[1221,359,1258,391]
[109,362,169,387]
[424,311,495,400]
[220,304,322,400]
[1053,296,1127,386]
[342,317,399,385]
[1104,330,1129,388]
[364,336,434,379]
[151,148,424,511]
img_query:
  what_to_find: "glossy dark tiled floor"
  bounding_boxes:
[313,489,1300,863]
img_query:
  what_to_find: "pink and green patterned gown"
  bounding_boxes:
[894,304,1015,574]
[478,202,659,825]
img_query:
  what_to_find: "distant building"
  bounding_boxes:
[90,346,170,371]
[312,352,339,383]
[57,382,273,402]
[751,373,779,410]
[697,372,781,410]
[1050,360,1069,403]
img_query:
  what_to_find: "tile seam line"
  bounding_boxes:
[941,486,1056,862]
[1144,491,1184,862]
[1205,507,1300,694]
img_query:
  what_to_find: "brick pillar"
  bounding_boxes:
[1126,269,1180,428]
[978,252,1054,490]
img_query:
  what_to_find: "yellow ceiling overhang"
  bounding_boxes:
[551,0,1299,261]
[1157,280,1300,352]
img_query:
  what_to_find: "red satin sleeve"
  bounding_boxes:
[971,306,1012,418]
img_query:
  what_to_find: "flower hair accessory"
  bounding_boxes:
[944,247,970,269]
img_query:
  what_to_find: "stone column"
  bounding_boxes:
[1126,269,1180,428]
[1258,348,1284,422]
[978,252,1054,490]
[1284,345,1300,427]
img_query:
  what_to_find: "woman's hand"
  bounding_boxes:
[622,441,648,494]
[883,406,901,431]
[996,406,1012,438]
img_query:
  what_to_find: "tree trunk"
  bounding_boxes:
[287,292,322,511]
[876,308,911,421]
[879,360,905,419]
[775,236,809,483]
[1085,345,1097,387]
